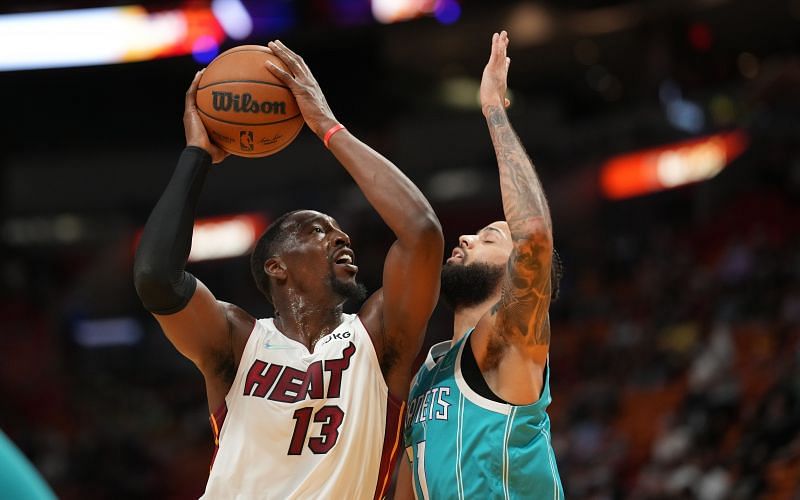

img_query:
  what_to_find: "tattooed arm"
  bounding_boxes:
[471,31,554,405]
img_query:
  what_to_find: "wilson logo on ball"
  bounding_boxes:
[212,91,287,115]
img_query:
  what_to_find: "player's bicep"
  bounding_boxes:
[488,234,553,348]
[153,279,238,370]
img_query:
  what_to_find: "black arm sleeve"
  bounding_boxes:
[133,146,211,314]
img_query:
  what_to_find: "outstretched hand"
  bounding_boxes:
[184,70,229,164]
[480,31,512,116]
[265,40,339,140]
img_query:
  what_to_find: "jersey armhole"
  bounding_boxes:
[461,333,509,405]
[354,314,401,401]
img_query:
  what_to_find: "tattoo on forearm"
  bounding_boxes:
[485,105,553,346]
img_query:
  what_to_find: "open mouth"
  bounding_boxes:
[446,247,465,264]
[333,249,358,273]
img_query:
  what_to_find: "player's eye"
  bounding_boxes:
[312,226,324,234]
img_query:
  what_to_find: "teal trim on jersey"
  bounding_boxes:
[0,430,56,500]
[403,331,564,500]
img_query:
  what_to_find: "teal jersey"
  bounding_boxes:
[403,331,564,500]
[0,430,56,500]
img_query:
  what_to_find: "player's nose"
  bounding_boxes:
[459,234,476,249]
[333,229,351,248]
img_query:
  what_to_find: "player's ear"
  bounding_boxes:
[265,257,287,282]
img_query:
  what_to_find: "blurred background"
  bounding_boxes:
[1,0,799,498]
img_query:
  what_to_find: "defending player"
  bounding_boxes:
[397,31,565,499]
[133,40,443,499]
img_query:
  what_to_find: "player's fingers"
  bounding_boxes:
[499,32,508,56]
[275,40,300,62]
[269,40,306,77]
[269,40,304,77]
[275,40,312,79]
[266,41,292,70]
[265,61,295,87]
[185,69,204,109]
[492,32,506,65]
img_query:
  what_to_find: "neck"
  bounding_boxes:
[272,289,344,350]
[452,293,500,343]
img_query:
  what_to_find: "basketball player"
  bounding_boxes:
[133,40,444,498]
[396,31,565,499]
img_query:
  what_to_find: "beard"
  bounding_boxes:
[329,273,368,304]
[441,261,505,309]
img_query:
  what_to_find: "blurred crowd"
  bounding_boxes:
[547,186,800,499]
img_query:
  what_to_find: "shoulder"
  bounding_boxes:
[218,302,257,364]
[357,289,384,337]
[218,302,257,335]
[357,290,388,363]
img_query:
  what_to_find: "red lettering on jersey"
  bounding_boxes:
[297,361,324,400]
[308,406,345,454]
[324,343,355,398]
[243,361,281,397]
[269,366,307,403]
[243,342,356,401]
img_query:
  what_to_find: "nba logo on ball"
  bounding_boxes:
[196,45,304,158]
[240,131,254,152]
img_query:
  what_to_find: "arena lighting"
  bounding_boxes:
[3,214,84,245]
[211,0,253,40]
[0,5,228,71]
[600,130,748,200]
[566,4,643,36]
[371,0,460,24]
[73,317,143,348]
[187,213,269,262]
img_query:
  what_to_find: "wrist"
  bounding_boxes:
[184,144,212,159]
[323,123,346,149]
[312,116,339,140]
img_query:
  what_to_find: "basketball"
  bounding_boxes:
[197,45,304,158]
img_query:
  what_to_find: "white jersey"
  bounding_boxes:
[202,314,404,500]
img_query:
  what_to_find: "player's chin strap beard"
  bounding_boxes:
[330,274,368,304]
[441,262,505,309]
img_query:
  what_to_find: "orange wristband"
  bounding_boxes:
[323,123,346,148]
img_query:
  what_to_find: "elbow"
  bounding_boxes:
[133,267,195,314]
[408,212,445,250]
[133,258,187,314]
[514,218,553,251]
[133,261,170,304]
[133,248,197,314]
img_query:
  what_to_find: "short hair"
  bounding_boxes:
[250,210,303,304]
[550,248,564,302]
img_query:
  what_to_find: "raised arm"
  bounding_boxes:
[473,31,554,404]
[265,41,444,398]
[133,71,253,412]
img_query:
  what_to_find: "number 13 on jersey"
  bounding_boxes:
[289,405,344,455]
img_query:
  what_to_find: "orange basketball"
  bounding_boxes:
[197,45,304,158]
